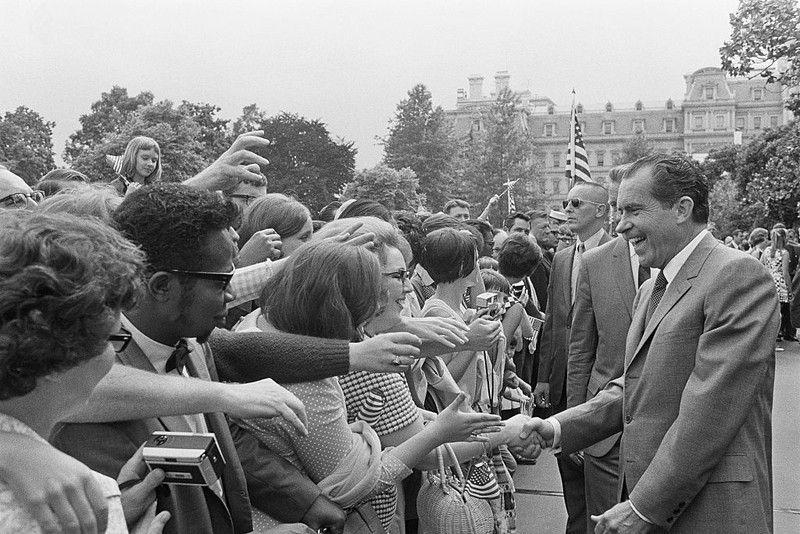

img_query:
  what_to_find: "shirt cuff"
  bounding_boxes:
[628,499,653,524]
[546,416,562,453]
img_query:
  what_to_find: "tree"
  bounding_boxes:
[253,112,355,213]
[342,164,423,211]
[232,104,268,138]
[614,131,654,165]
[177,101,231,162]
[720,0,800,112]
[382,84,458,210]
[454,88,539,225]
[64,86,154,164]
[0,106,55,184]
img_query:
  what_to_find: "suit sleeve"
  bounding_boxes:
[566,259,598,408]
[629,256,779,527]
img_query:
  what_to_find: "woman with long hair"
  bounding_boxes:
[238,193,313,260]
[762,227,795,342]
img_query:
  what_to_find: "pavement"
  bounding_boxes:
[511,340,800,533]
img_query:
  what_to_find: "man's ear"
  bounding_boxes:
[675,196,695,224]
[146,272,179,302]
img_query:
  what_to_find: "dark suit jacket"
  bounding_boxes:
[556,233,777,532]
[566,237,634,456]
[52,339,320,533]
[539,231,611,406]
[529,250,552,313]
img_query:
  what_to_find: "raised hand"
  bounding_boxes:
[238,228,283,266]
[184,130,270,192]
[431,392,503,443]
[401,316,469,348]
[220,378,308,436]
[349,332,421,373]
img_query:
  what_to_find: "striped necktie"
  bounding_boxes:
[645,272,668,325]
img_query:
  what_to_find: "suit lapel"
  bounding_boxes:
[627,233,718,368]
[612,238,636,318]
[561,245,575,310]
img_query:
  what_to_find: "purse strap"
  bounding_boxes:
[442,443,467,491]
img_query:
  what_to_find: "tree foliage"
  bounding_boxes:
[0,106,55,184]
[342,164,423,211]
[232,103,269,138]
[454,88,539,225]
[382,84,457,211]
[720,0,800,112]
[614,131,654,165]
[252,111,355,213]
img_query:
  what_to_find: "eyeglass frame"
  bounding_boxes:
[382,268,411,282]
[225,193,259,206]
[109,328,132,353]
[163,264,236,290]
[0,190,45,208]
[562,198,606,210]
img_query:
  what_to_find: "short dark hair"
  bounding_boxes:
[113,183,237,273]
[607,163,631,185]
[421,228,477,284]
[504,211,530,231]
[480,268,511,294]
[421,213,463,235]
[260,240,381,341]
[393,211,425,266]
[337,199,393,223]
[443,199,470,214]
[624,154,709,224]
[498,233,542,279]
[526,210,549,222]
[0,211,144,399]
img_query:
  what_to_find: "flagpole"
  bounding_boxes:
[569,89,576,189]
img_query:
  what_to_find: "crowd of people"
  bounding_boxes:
[0,132,780,534]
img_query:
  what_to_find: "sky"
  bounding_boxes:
[1,0,742,170]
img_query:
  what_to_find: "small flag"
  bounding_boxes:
[565,91,592,188]
[356,388,385,425]
[502,179,519,215]
[105,154,124,175]
[466,461,501,500]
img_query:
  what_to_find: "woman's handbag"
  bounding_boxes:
[416,443,494,534]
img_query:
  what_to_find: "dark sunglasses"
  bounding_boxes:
[562,198,605,210]
[0,190,45,208]
[109,328,132,353]
[382,268,411,282]
[164,264,236,289]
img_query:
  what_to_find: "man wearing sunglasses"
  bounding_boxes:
[535,180,610,534]
[0,165,44,210]
[52,184,315,534]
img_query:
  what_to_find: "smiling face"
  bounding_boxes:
[134,148,159,182]
[615,167,684,270]
[448,206,470,221]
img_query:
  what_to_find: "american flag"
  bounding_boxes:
[565,92,592,188]
[355,388,385,425]
[465,460,501,500]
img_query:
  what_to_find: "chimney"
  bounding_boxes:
[468,75,484,100]
[495,71,510,94]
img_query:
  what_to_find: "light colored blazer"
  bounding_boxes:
[567,237,635,456]
[539,231,611,406]
[557,233,778,532]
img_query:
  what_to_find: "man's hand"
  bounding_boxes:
[321,221,376,249]
[238,229,282,266]
[300,493,346,534]
[349,332,422,373]
[464,317,503,350]
[513,417,555,459]
[220,378,308,436]
[184,130,270,191]
[532,381,551,407]
[501,414,544,459]
[117,446,166,527]
[0,433,108,534]
[399,316,469,348]
[591,501,654,534]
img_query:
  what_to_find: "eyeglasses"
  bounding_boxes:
[109,328,132,353]
[164,264,236,289]
[0,190,45,208]
[382,268,411,282]
[562,198,605,210]
[226,193,259,206]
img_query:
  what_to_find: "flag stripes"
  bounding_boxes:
[565,94,592,187]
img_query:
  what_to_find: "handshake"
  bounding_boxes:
[504,416,557,460]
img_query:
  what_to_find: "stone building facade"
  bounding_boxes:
[446,67,791,210]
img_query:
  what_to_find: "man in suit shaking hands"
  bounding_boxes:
[519,154,778,533]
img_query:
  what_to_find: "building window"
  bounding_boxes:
[736,117,745,130]
[538,178,547,194]
[602,121,614,135]
[576,103,584,114]
[544,123,556,137]
[472,119,481,131]
[753,88,763,101]
[596,151,605,167]
[715,115,725,129]
[666,99,674,110]
[770,115,779,128]
[693,115,704,130]
[552,177,561,194]
[547,105,555,115]
[633,119,645,133]
[552,154,560,168]
[664,118,676,133]
[753,116,762,130]
[635,100,643,111]
[705,87,714,100]
[605,102,613,112]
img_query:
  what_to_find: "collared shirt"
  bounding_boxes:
[575,227,606,253]
[629,241,659,287]
[229,260,274,308]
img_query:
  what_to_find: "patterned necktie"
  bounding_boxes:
[166,339,190,374]
[645,271,668,325]
[571,243,585,302]
[638,264,650,288]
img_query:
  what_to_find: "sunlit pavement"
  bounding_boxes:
[512,341,800,533]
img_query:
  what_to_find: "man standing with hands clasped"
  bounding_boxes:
[516,154,778,533]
